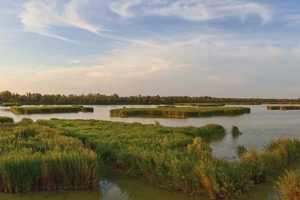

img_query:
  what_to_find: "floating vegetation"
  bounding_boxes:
[0,116,14,123]
[10,106,94,114]
[110,107,250,118]
[267,106,300,111]
[276,169,300,200]
[175,103,225,107]
[0,123,101,193]
[232,126,242,137]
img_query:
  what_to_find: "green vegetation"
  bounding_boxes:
[232,126,242,137]
[0,116,14,123]
[110,107,250,118]
[2,102,21,107]
[10,106,94,114]
[225,102,262,105]
[276,169,300,200]
[175,103,225,107]
[37,119,300,199]
[236,145,247,157]
[0,123,101,193]
[267,106,300,110]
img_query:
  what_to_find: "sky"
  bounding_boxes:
[0,0,300,98]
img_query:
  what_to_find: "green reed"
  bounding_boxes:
[0,123,102,193]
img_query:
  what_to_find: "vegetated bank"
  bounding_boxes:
[276,168,300,200]
[174,103,225,107]
[110,107,250,118]
[10,106,94,114]
[267,106,300,111]
[2,102,21,107]
[39,119,300,200]
[0,120,101,193]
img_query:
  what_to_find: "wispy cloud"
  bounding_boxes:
[110,0,272,24]
[68,60,83,64]
[19,0,101,43]
[282,14,300,27]
[110,0,141,18]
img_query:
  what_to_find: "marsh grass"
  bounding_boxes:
[110,107,251,118]
[0,123,101,193]
[232,126,242,137]
[37,119,300,199]
[10,106,94,114]
[276,169,300,200]
[2,102,21,107]
[267,106,300,111]
[0,116,14,123]
[175,103,225,107]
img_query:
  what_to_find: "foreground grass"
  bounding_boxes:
[0,122,101,193]
[110,107,250,118]
[10,106,94,114]
[277,169,300,200]
[39,119,300,199]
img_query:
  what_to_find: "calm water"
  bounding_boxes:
[0,104,299,200]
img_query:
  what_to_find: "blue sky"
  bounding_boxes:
[0,0,300,97]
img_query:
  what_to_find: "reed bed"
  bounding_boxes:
[2,102,21,107]
[10,106,94,114]
[267,106,300,111]
[0,116,14,123]
[110,107,250,118]
[175,103,225,107]
[0,123,101,193]
[232,126,242,137]
[225,102,262,105]
[38,119,300,199]
[277,169,300,200]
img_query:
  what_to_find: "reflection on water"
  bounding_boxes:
[0,176,207,200]
[0,173,286,200]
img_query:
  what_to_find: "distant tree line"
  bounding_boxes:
[0,90,299,105]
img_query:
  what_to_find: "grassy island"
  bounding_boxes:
[110,107,250,118]
[10,106,94,114]
[267,106,300,111]
[2,102,21,107]
[0,122,101,193]
[175,103,225,107]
